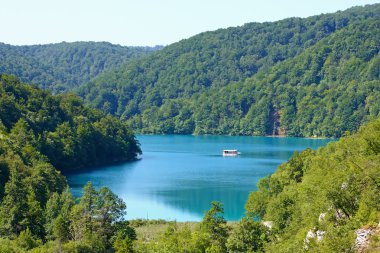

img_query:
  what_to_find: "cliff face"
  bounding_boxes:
[355,223,380,253]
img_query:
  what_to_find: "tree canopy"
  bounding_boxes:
[245,117,380,252]
[0,74,141,252]
[77,4,380,138]
[0,74,141,171]
[0,5,379,137]
[0,42,161,93]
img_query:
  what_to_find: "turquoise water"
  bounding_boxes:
[66,135,332,221]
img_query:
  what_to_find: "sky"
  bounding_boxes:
[1,0,379,47]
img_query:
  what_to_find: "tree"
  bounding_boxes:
[226,218,269,253]
[200,201,229,252]
[96,187,127,247]
[45,188,74,242]
[0,168,28,236]
[70,183,127,250]
[113,231,135,253]
[16,228,40,250]
[70,182,97,241]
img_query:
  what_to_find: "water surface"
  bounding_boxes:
[67,135,332,221]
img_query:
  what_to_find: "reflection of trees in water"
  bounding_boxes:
[154,187,249,221]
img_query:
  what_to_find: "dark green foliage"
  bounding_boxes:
[0,4,379,252]
[0,42,161,93]
[0,74,141,171]
[0,74,139,251]
[77,4,380,138]
[127,17,380,137]
[44,189,74,242]
[1,6,378,138]
[245,117,380,252]
[70,182,128,249]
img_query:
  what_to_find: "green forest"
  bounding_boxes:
[0,74,142,252]
[0,42,160,93]
[0,5,379,138]
[0,74,141,171]
[0,74,378,252]
[78,4,380,138]
[0,3,379,252]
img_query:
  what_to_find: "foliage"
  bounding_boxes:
[245,117,380,252]
[200,201,229,252]
[0,180,135,252]
[131,203,271,253]
[226,218,269,253]
[0,74,140,251]
[131,203,230,253]
[0,82,379,253]
[77,4,380,138]
[1,6,378,137]
[0,4,379,253]
[0,42,161,93]
[0,74,141,171]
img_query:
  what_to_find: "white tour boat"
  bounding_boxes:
[222,149,240,156]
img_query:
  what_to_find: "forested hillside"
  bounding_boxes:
[0,42,160,93]
[0,74,141,171]
[1,5,378,138]
[184,19,380,137]
[0,75,378,252]
[78,4,380,137]
[244,117,380,252]
[0,74,143,252]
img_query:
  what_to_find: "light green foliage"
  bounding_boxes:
[113,232,134,253]
[246,117,380,252]
[70,182,98,240]
[0,182,134,252]
[226,218,269,253]
[200,201,229,252]
[16,228,41,251]
[0,238,25,253]
[113,221,137,253]
[132,203,230,253]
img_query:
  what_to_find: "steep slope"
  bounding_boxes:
[183,19,380,137]
[79,4,379,137]
[120,16,379,138]
[245,117,380,252]
[0,74,141,172]
[0,42,160,92]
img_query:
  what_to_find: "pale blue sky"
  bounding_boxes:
[1,0,379,46]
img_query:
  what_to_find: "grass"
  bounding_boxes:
[129,219,237,243]
[129,219,199,242]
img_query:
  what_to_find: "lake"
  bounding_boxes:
[66,135,332,221]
